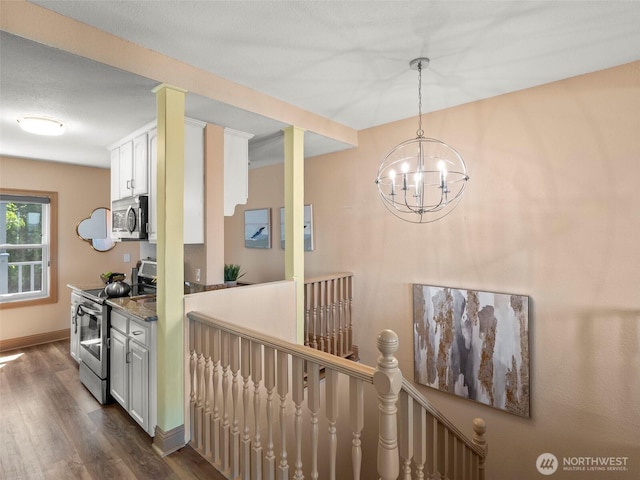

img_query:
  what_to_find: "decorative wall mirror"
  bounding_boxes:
[76,207,116,252]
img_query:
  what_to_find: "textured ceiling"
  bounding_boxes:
[1,1,639,168]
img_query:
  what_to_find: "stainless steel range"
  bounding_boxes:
[71,288,110,404]
[70,260,157,404]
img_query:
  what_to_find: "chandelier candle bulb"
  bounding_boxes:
[438,160,447,189]
[402,162,409,191]
[389,169,396,195]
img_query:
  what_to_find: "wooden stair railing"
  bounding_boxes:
[304,273,355,358]
[187,311,487,480]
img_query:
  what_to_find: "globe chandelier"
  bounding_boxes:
[375,58,469,223]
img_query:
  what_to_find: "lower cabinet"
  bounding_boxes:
[110,309,156,436]
[70,305,80,363]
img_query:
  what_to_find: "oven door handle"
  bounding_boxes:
[78,304,102,317]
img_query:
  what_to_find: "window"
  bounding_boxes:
[0,189,57,308]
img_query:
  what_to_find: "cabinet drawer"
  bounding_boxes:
[129,318,149,347]
[111,310,128,334]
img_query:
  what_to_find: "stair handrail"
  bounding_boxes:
[188,311,375,383]
[304,271,353,283]
[187,310,487,479]
[401,378,487,458]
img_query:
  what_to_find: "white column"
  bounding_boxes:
[152,83,186,444]
[283,126,306,344]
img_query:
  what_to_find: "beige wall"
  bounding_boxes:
[0,156,132,342]
[225,62,640,478]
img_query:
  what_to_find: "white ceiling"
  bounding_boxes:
[1,1,640,169]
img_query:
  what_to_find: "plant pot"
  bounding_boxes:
[225,281,237,287]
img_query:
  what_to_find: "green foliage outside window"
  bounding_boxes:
[2,201,44,294]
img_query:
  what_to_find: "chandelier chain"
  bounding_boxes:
[417,61,424,138]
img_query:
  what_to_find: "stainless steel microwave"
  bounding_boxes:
[111,195,148,240]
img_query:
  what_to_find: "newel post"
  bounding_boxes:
[373,330,402,480]
[472,418,488,480]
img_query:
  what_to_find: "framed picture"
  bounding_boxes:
[413,284,530,417]
[244,208,271,248]
[280,204,314,251]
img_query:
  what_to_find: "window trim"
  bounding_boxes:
[0,188,58,309]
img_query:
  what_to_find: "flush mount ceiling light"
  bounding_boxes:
[375,58,469,223]
[17,116,65,136]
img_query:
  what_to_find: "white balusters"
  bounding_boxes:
[310,282,318,349]
[350,377,364,480]
[326,368,339,480]
[318,282,326,352]
[304,273,355,358]
[189,319,197,443]
[413,403,427,479]
[426,412,436,476]
[187,313,488,480]
[251,342,263,479]
[437,420,446,477]
[346,275,353,356]
[221,332,231,473]
[230,334,241,479]
[212,328,221,464]
[292,357,305,480]
[204,327,213,458]
[196,322,205,449]
[398,390,413,479]
[277,351,290,480]
[330,279,337,355]
[241,337,251,480]
[308,361,320,480]
[264,346,276,479]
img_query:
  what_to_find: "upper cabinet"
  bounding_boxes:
[110,118,253,245]
[148,118,206,244]
[110,133,148,201]
[224,128,255,216]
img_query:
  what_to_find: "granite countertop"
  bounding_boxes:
[106,296,157,322]
[67,283,157,322]
[184,282,228,294]
[68,281,231,323]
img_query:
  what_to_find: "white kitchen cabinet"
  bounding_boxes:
[110,132,149,202]
[70,305,80,363]
[109,309,156,436]
[128,338,149,429]
[148,118,206,244]
[109,327,128,407]
[132,133,149,196]
[224,127,255,216]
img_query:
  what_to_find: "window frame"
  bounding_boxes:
[0,188,58,309]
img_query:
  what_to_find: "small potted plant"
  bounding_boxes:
[224,263,245,287]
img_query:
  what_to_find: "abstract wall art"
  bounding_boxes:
[244,208,271,248]
[413,284,530,417]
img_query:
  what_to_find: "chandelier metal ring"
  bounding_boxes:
[375,57,469,223]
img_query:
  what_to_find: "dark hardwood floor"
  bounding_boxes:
[0,339,226,480]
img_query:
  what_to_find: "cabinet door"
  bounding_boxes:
[147,128,157,242]
[70,305,79,363]
[128,340,149,431]
[132,133,149,196]
[119,140,134,197]
[109,328,128,408]
[184,122,204,244]
[110,148,121,202]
